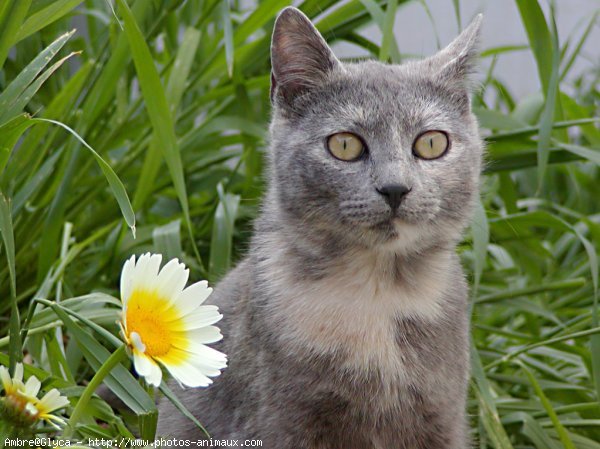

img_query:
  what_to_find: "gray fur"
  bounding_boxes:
[158,7,483,448]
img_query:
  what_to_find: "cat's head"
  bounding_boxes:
[268,7,483,253]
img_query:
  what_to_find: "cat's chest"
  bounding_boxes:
[262,249,452,379]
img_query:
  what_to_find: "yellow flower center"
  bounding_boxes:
[125,290,184,357]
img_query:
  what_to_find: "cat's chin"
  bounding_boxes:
[368,219,432,255]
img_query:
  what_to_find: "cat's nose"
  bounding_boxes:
[377,184,411,210]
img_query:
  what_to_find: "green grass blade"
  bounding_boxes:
[234,0,289,44]
[0,29,74,116]
[134,27,200,210]
[358,0,401,62]
[471,198,489,294]
[152,220,182,262]
[166,27,201,114]
[515,0,553,92]
[159,383,210,438]
[471,346,515,449]
[0,193,21,374]
[0,114,35,176]
[379,0,399,62]
[556,142,600,165]
[0,0,31,69]
[451,0,461,30]
[79,0,153,128]
[33,118,136,234]
[560,11,598,81]
[221,0,234,78]
[0,51,80,124]
[535,8,561,192]
[209,183,240,281]
[7,60,93,180]
[518,361,577,449]
[16,0,84,42]
[115,0,197,260]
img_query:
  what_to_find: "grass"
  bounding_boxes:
[0,0,598,447]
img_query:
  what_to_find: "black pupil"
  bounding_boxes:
[343,139,347,150]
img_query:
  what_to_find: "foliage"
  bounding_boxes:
[0,0,598,447]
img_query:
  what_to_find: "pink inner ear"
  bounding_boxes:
[270,7,339,105]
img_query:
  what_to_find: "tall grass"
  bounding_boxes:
[0,0,598,446]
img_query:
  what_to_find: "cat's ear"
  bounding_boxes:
[426,14,482,92]
[270,7,341,106]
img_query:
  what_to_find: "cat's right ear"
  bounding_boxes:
[270,7,340,107]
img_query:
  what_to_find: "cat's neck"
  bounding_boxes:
[250,205,460,376]
[253,194,455,286]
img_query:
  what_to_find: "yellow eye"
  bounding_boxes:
[413,131,449,160]
[327,132,365,161]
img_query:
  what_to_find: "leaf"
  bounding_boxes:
[0,29,75,120]
[535,7,561,192]
[33,118,136,235]
[134,26,200,210]
[153,220,182,262]
[474,107,526,131]
[0,51,80,125]
[0,0,31,69]
[515,0,553,92]
[358,0,401,62]
[159,383,210,438]
[471,198,489,294]
[0,114,35,175]
[209,183,240,281]
[115,0,198,262]
[518,361,577,449]
[471,346,515,449]
[556,142,600,166]
[560,11,598,81]
[221,0,234,78]
[16,0,85,42]
[0,193,21,373]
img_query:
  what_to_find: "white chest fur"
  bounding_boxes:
[260,240,452,380]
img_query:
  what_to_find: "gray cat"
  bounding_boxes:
[158,7,483,448]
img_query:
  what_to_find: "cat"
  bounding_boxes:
[157,7,483,449]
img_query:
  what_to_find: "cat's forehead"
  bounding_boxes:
[298,60,457,133]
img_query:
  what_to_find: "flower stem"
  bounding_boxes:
[62,344,128,438]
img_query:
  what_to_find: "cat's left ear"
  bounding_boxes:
[270,7,341,107]
[427,14,482,93]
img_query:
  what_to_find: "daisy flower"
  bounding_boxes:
[119,253,227,388]
[0,363,69,429]
[24,389,70,429]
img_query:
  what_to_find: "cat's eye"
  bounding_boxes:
[413,131,449,160]
[327,132,365,161]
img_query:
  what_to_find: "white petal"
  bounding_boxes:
[181,306,223,329]
[25,402,39,415]
[39,389,69,412]
[130,332,146,353]
[120,255,136,305]
[164,362,213,388]
[174,281,213,315]
[177,341,227,366]
[155,259,188,302]
[14,363,23,383]
[23,375,41,397]
[187,326,223,344]
[132,253,162,293]
[146,360,162,386]
[133,351,153,378]
[185,355,227,377]
[0,366,11,390]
